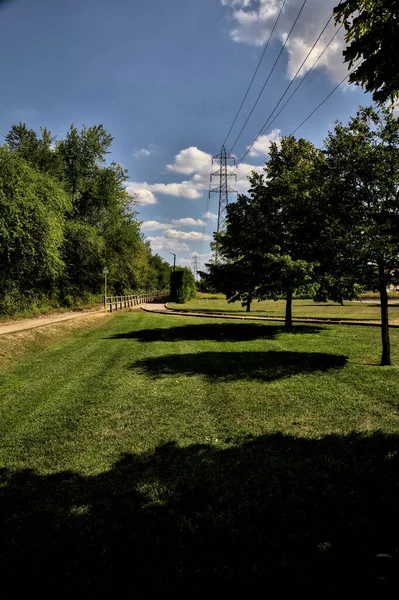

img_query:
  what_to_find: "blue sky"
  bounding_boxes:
[0,0,373,270]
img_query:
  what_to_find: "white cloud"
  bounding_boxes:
[167,146,211,175]
[126,187,157,205]
[248,128,281,157]
[222,0,347,83]
[125,179,205,200]
[141,220,169,231]
[171,217,206,227]
[165,229,211,241]
[203,211,218,221]
[133,148,151,158]
[146,236,190,253]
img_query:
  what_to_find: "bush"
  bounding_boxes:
[170,268,197,304]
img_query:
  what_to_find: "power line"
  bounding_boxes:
[290,64,360,136]
[236,61,360,183]
[222,0,289,147]
[256,26,342,147]
[228,0,309,155]
[236,14,342,167]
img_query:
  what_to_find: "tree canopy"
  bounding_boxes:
[334,0,399,104]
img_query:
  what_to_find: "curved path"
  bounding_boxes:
[141,303,399,328]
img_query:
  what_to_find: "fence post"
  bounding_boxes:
[109,297,112,312]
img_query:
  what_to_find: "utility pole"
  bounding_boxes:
[209,145,237,235]
[192,254,199,281]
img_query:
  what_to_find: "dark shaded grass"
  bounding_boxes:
[108,322,325,342]
[131,350,347,382]
[0,432,398,594]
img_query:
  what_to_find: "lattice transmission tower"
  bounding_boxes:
[192,254,199,281]
[209,145,237,235]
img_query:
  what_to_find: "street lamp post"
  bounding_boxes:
[103,267,109,312]
[170,253,176,272]
[170,253,176,302]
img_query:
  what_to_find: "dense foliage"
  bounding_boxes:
[0,122,171,316]
[334,0,399,104]
[170,267,197,304]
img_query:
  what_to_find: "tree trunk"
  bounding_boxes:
[246,293,252,313]
[285,289,293,330]
[378,260,391,366]
[340,296,344,306]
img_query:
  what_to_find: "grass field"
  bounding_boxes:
[0,311,398,593]
[169,294,399,322]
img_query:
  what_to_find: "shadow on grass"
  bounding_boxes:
[130,350,347,381]
[108,322,325,343]
[0,432,398,594]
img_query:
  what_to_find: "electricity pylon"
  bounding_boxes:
[192,254,199,281]
[209,145,237,235]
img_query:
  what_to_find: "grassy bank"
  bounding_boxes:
[0,311,398,593]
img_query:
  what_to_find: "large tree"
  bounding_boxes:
[209,190,276,313]
[334,0,399,104]
[324,105,399,365]
[207,137,325,328]
[263,136,326,328]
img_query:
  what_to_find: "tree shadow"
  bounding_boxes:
[0,432,398,594]
[130,350,347,382]
[107,322,325,343]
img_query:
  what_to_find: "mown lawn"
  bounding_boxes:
[169,294,399,322]
[0,311,398,594]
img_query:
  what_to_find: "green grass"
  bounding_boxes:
[0,311,398,593]
[169,295,399,322]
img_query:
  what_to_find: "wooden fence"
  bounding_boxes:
[105,293,168,312]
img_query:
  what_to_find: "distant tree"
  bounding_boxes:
[57,124,114,199]
[324,105,399,365]
[5,122,61,178]
[149,254,172,291]
[334,0,399,104]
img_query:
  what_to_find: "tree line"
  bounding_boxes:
[0,122,172,316]
[203,106,399,366]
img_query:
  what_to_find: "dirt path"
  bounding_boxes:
[0,308,106,336]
